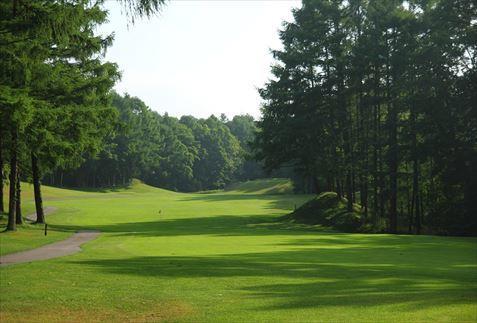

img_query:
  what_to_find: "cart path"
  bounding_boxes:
[0,230,100,267]
[2,207,99,267]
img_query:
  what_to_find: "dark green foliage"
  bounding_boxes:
[0,0,119,227]
[255,0,477,235]
[226,115,265,181]
[46,93,260,192]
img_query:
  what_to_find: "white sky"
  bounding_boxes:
[99,0,299,119]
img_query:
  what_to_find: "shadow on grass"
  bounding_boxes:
[71,246,477,311]
[47,192,313,237]
[180,193,311,211]
[55,188,476,313]
[49,214,322,237]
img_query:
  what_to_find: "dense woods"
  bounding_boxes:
[255,0,476,235]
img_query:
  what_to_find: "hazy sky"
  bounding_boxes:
[99,0,300,119]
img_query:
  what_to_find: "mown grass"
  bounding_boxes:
[0,180,476,322]
[225,178,294,194]
[0,220,72,256]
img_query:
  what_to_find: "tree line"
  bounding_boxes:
[255,0,476,235]
[43,92,264,192]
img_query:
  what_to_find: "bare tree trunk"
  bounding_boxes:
[313,176,321,194]
[15,168,22,224]
[7,126,18,231]
[31,152,45,223]
[388,104,398,233]
[336,178,342,199]
[386,46,398,233]
[326,175,333,192]
[407,171,413,233]
[410,99,421,235]
[373,105,379,223]
[346,172,353,212]
[413,159,421,234]
[0,133,4,214]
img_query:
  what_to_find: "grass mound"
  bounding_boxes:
[285,191,363,232]
[225,178,293,195]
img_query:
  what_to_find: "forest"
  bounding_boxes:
[254,0,476,235]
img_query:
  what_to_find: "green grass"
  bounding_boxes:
[1,180,476,322]
[0,221,72,256]
[225,178,294,194]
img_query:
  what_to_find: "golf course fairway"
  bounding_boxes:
[1,179,476,322]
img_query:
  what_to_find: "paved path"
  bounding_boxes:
[0,231,100,267]
[1,207,100,267]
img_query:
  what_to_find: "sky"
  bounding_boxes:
[98,0,300,119]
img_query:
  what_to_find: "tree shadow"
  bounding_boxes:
[179,193,311,211]
[49,213,326,237]
[47,192,314,237]
[71,246,477,311]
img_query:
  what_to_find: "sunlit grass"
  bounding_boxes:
[0,180,476,322]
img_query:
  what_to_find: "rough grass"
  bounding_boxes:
[1,180,476,322]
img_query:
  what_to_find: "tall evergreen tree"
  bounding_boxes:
[255,0,477,235]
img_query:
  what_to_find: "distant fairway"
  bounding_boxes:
[1,180,476,322]
[224,178,294,195]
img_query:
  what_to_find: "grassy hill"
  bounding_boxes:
[1,179,476,322]
[224,178,293,195]
[284,192,365,232]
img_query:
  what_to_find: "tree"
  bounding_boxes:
[226,115,264,181]
[255,0,477,235]
[1,0,119,227]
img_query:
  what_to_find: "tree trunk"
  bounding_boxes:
[388,111,398,234]
[7,126,18,231]
[413,159,421,234]
[15,168,23,224]
[326,175,333,192]
[387,46,398,233]
[407,172,413,233]
[32,152,45,224]
[0,133,4,214]
[313,176,320,194]
[336,178,342,199]
[372,105,379,223]
[410,99,421,235]
[346,172,353,212]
